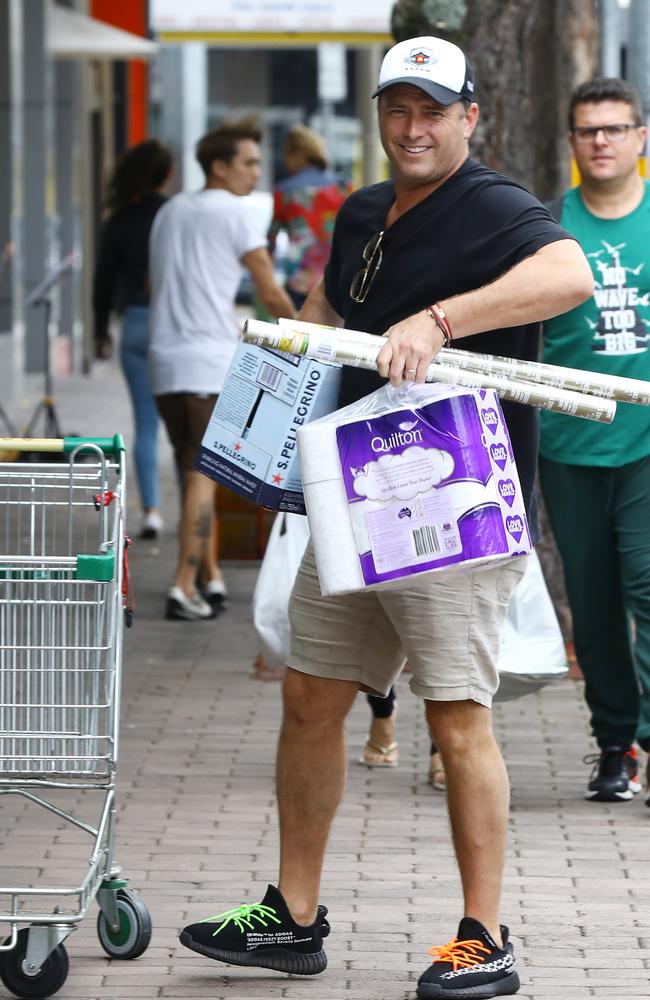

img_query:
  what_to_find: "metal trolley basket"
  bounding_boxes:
[0,436,151,999]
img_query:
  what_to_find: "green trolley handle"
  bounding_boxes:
[0,434,126,455]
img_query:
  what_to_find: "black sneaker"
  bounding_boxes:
[179,884,329,975]
[584,745,641,802]
[417,917,519,999]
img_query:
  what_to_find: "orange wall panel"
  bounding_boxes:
[91,0,149,145]
[91,0,146,35]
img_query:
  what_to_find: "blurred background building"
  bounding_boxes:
[1,0,648,421]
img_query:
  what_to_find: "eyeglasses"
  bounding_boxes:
[572,123,640,144]
[349,231,384,303]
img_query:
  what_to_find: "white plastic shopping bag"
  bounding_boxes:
[495,549,568,702]
[252,512,310,666]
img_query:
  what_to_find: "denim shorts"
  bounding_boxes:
[287,543,528,706]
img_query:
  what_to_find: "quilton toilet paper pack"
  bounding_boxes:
[298,382,531,596]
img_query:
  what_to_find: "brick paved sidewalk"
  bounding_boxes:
[0,363,649,1000]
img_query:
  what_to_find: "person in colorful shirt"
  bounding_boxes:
[269,124,352,309]
[539,77,650,805]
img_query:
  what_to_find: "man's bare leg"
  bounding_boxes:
[425,699,509,947]
[277,669,359,924]
[174,471,216,596]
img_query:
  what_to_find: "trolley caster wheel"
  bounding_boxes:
[97,888,152,959]
[0,929,69,999]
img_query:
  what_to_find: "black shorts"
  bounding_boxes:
[155,392,218,472]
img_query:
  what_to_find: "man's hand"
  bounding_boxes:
[376,310,445,386]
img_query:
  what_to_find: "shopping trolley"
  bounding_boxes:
[0,436,151,999]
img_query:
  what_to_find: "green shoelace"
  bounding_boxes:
[201,903,282,936]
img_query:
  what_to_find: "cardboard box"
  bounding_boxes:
[196,341,340,513]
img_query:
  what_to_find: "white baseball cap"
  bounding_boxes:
[373,35,475,105]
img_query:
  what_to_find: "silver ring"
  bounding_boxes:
[405,368,417,374]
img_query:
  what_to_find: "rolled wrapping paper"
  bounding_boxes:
[435,346,650,405]
[297,382,532,596]
[243,318,617,423]
[273,318,650,405]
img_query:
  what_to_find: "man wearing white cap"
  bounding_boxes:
[179,35,593,999]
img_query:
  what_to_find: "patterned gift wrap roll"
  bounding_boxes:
[297,382,531,596]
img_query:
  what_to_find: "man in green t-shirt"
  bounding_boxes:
[540,77,650,805]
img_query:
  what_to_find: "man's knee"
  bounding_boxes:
[282,668,358,727]
[425,699,493,756]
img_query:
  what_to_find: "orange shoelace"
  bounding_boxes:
[428,937,491,970]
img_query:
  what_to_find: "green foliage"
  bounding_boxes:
[391,0,466,42]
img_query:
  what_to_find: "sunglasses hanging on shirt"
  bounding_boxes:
[349,231,384,303]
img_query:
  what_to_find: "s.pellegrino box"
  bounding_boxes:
[196,341,340,513]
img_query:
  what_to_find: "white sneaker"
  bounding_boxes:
[165,586,214,621]
[140,511,163,539]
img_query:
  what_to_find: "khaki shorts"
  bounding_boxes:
[156,392,218,472]
[288,544,528,707]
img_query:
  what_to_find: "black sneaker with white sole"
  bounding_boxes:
[179,884,329,975]
[584,745,641,802]
[417,917,520,999]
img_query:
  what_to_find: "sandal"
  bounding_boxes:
[428,750,446,791]
[359,740,399,768]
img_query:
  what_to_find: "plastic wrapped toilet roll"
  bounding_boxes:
[298,381,532,596]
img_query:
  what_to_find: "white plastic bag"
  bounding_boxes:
[495,549,568,702]
[252,512,311,666]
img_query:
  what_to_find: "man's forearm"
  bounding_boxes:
[244,246,298,320]
[440,238,594,340]
[377,237,594,386]
[298,279,343,326]
[260,285,297,320]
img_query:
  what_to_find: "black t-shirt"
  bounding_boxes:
[323,157,572,538]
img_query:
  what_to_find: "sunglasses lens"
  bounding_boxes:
[350,269,367,302]
[364,232,382,261]
[350,231,383,303]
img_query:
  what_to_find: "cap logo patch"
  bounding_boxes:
[408,48,434,66]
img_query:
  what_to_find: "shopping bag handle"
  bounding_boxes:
[0,434,126,455]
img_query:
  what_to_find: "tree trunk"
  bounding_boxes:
[461,0,599,641]
[461,0,599,199]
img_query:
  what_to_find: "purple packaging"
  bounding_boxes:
[331,387,531,590]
